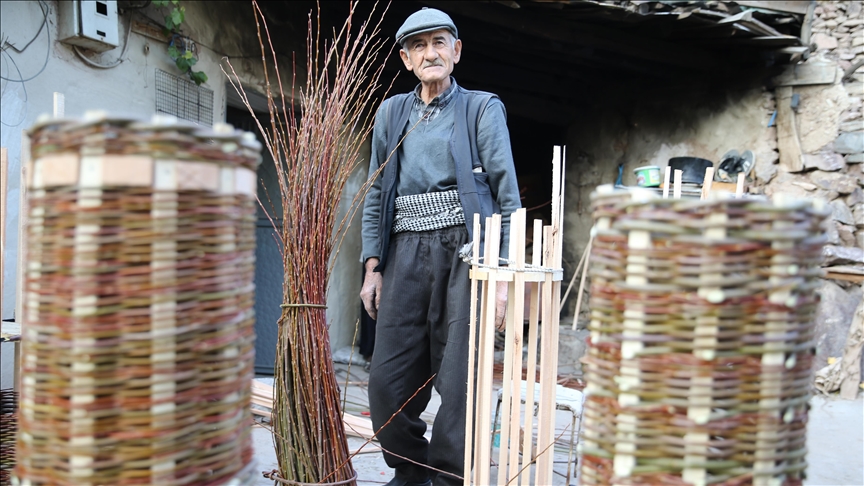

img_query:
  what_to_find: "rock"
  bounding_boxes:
[826,219,841,244]
[793,181,818,191]
[558,328,589,375]
[835,131,864,154]
[848,187,864,206]
[841,119,864,132]
[854,35,864,47]
[803,152,846,171]
[838,223,857,246]
[858,231,864,249]
[822,245,864,265]
[830,199,856,224]
[848,153,864,163]
[811,171,859,194]
[854,204,864,226]
[754,150,778,183]
[813,281,862,371]
[846,82,864,97]
[849,1,862,18]
[843,19,864,27]
[813,33,839,50]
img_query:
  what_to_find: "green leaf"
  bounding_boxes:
[165,16,175,30]
[187,56,197,66]
[171,0,179,5]
[152,0,168,7]
[191,71,208,85]
[167,45,180,58]
[171,9,183,26]
[176,58,190,72]
[182,50,194,60]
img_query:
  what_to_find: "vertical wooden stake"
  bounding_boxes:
[673,169,683,199]
[520,220,543,485]
[472,216,495,485]
[571,235,593,331]
[464,214,482,486]
[1,147,7,318]
[53,92,65,118]
[662,166,671,199]
[16,130,30,326]
[505,209,527,483]
[735,172,745,198]
[476,214,501,486]
[700,167,714,200]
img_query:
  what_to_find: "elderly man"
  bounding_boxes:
[360,7,521,486]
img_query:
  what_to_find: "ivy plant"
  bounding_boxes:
[152,0,208,85]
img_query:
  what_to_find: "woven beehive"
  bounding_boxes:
[14,113,261,485]
[580,186,828,486]
[1,389,17,486]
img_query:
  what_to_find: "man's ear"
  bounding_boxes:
[453,39,462,64]
[399,49,414,72]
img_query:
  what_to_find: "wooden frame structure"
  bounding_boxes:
[465,146,566,485]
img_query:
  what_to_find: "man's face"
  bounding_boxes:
[399,29,462,85]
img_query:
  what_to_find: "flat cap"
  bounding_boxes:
[395,7,458,46]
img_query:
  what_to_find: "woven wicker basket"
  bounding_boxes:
[580,187,828,486]
[1,389,17,486]
[13,113,261,486]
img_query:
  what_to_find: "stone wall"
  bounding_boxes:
[749,1,864,372]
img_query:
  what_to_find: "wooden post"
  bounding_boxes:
[735,172,745,198]
[520,220,543,485]
[16,130,30,326]
[475,214,501,486]
[505,209,527,483]
[776,86,805,172]
[700,167,715,200]
[571,235,592,331]
[662,166,671,199]
[673,169,683,199]
[53,92,65,118]
[464,214,482,486]
[1,147,7,317]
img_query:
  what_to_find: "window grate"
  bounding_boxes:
[155,69,213,126]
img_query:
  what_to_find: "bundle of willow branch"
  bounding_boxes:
[1,389,16,486]
[226,1,391,483]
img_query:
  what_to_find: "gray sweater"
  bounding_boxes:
[361,80,521,263]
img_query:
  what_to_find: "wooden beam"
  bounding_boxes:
[776,86,805,172]
[423,1,726,72]
[771,61,836,86]
[801,1,816,47]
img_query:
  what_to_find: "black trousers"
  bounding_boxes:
[368,225,471,486]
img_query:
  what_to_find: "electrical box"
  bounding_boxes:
[58,0,119,53]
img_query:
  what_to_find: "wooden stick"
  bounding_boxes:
[700,167,715,200]
[53,92,65,118]
[16,130,29,328]
[735,172,745,198]
[464,214,482,486]
[520,220,543,485]
[505,209,527,483]
[559,241,588,309]
[673,169,683,199]
[1,147,7,321]
[535,225,557,485]
[571,235,593,331]
[475,214,501,486]
[662,166,671,198]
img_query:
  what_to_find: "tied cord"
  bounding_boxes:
[281,303,328,309]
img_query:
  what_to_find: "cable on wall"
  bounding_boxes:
[72,12,135,69]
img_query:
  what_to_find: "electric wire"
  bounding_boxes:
[0,49,29,127]
[0,0,50,83]
[72,12,135,69]
[2,0,48,54]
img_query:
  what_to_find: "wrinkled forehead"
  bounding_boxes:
[402,29,454,48]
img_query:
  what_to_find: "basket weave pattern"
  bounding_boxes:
[14,117,260,485]
[580,190,827,486]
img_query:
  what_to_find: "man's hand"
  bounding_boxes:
[494,280,508,331]
[361,258,383,320]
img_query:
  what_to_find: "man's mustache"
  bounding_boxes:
[422,60,444,68]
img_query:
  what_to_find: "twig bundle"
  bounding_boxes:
[1,389,16,486]
[580,187,828,486]
[225,2,392,483]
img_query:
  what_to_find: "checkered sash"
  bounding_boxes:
[392,189,465,234]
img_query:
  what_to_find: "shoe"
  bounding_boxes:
[715,149,739,182]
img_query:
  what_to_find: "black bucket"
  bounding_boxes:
[668,157,714,184]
